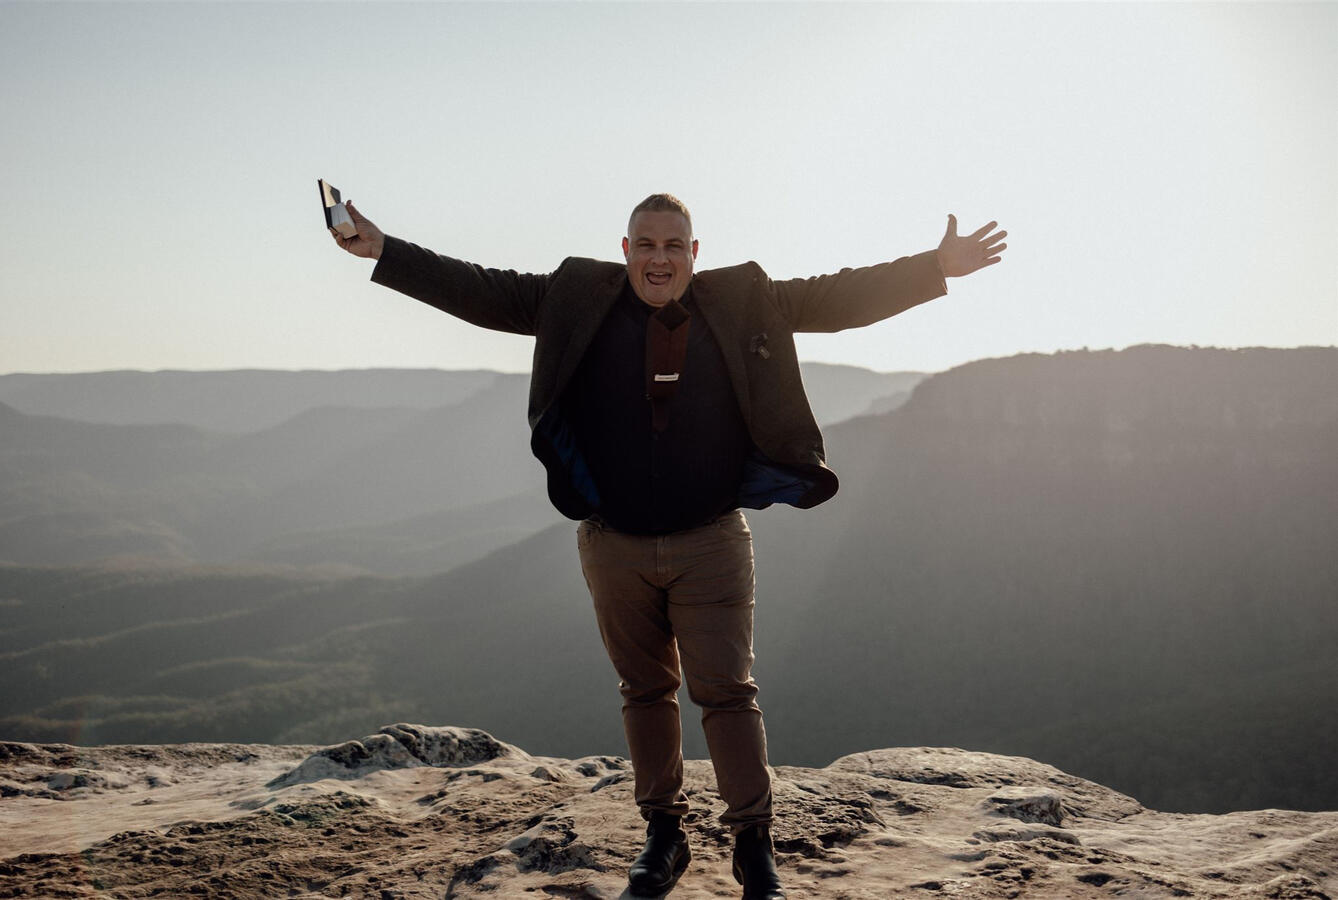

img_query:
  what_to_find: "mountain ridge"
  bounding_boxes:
[0,363,921,571]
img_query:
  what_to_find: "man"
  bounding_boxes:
[332,195,1005,899]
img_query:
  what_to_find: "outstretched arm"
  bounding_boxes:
[772,214,1007,332]
[936,215,1007,277]
[330,200,545,336]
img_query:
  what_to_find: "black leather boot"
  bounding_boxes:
[732,824,785,900]
[627,811,690,897]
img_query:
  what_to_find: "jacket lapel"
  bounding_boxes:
[551,265,627,403]
[691,274,752,425]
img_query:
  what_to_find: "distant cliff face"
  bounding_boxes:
[755,345,1338,813]
[1,725,1334,898]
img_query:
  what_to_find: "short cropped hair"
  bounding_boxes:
[628,193,693,237]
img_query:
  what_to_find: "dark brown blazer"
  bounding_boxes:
[371,235,946,519]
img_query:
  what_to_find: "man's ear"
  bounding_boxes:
[691,240,699,260]
[621,237,630,260]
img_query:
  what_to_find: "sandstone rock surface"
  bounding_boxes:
[1,726,1334,898]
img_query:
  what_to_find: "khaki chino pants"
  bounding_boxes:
[576,509,773,834]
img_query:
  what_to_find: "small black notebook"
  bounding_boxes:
[318,179,357,238]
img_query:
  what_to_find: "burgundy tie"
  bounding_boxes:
[645,299,691,433]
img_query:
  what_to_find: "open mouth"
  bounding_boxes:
[645,272,672,286]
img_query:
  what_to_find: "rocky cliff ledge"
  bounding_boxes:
[1,724,1334,898]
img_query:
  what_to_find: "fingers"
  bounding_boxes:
[966,221,1007,263]
[944,213,958,238]
[968,220,998,241]
[330,226,360,253]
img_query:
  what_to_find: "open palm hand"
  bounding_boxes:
[936,214,1007,277]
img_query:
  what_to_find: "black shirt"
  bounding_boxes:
[561,284,752,535]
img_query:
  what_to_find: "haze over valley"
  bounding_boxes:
[2,347,1334,818]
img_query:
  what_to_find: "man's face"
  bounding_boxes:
[622,211,698,308]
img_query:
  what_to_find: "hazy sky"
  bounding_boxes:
[2,1,1334,376]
